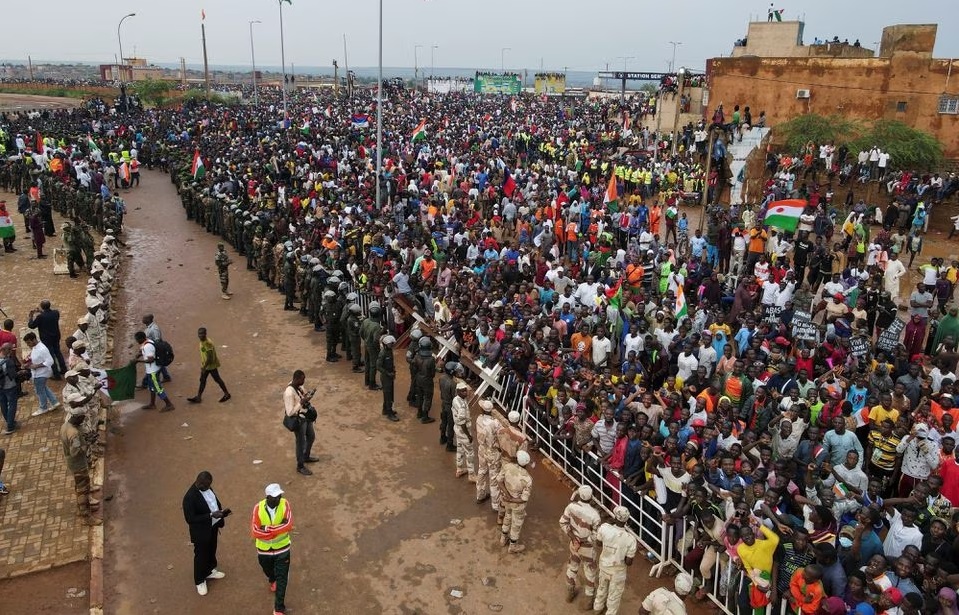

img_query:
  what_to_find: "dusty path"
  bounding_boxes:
[101,170,680,615]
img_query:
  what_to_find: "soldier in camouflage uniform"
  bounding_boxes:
[346,304,364,373]
[321,289,339,362]
[271,240,286,289]
[244,221,257,270]
[215,243,233,300]
[339,291,359,361]
[77,223,95,268]
[61,222,85,278]
[259,234,274,287]
[360,302,384,391]
[308,265,325,330]
[296,257,309,315]
[282,254,296,311]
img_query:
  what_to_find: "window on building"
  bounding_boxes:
[939,96,959,115]
[896,101,907,113]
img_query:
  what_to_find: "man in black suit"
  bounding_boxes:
[27,300,66,378]
[182,471,231,596]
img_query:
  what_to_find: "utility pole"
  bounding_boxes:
[414,45,422,91]
[670,68,685,156]
[249,20,261,105]
[700,128,719,233]
[180,57,186,86]
[201,20,210,98]
[278,0,289,122]
[333,59,339,95]
[28,55,34,80]
[343,34,351,99]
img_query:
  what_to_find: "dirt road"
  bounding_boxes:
[101,171,679,614]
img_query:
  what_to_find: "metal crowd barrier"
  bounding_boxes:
[492,366,784,615]
[491,370,670,576]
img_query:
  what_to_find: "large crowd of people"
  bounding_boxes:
[2,78,959,615]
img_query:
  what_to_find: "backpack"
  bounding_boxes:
[154,339,175,367]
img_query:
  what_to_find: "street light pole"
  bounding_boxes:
[501,47,511,72]
[671,68,685,156]
[278,0,289,122]
[668,41,682,73]
[414,44,423,91]
[431,44,438,77]
[375,0,383,211]
[249,20,261,105]
[615,55,634,103]
[117,13,136,82]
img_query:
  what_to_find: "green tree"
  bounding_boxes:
[850,120,944,171]
[775,114,863,152]
[775,114,944,171]
[131,79,173,107]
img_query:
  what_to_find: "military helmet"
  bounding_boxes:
[410,329,423,340]
[300,255,309,264]
[332,269,344,278]
[309,257,320,266]
[418,337,432,349]
[244,220,252,227]
[338,282,349,292]
[327,276,341,286]
[312,265,323,273]
[349,304,363,315]
[346,292,358,301]
[323,289,336,299]
[444,361,457,374]
[368,301,381,314]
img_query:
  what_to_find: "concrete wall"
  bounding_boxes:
[879,24,937,57]
[706,54,959,159]
[732,21,805,58]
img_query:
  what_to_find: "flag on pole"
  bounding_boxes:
[351,114,370,128]
[603,172,619,213]
[201,8,206,20]
[300,119,311,135]
[502,169,517,197]
[763,199,806,232]
[105,362,137,401]
[411,119,427,142]
[605,277,623,308]
[86,135,100,153]
[191,149,206,180]
[674,289,688,324]
[324,105,332,118]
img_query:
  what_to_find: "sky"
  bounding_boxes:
[5,0,959,72]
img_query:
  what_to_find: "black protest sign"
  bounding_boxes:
[877,318,906,352]
[849,336,870,357]
[792,321,819,342]
[792,310,811,323]
[763,305,784,324]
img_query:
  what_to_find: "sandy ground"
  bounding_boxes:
[0,93,82,112]
[0,560,90,613]
[99,170,688,615]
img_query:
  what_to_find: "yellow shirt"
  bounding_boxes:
[867,405,899,425]
[737,525,780,575]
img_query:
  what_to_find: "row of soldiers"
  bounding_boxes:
[46,178,125,235]
[60,229,124,526]
[167,157,666,615]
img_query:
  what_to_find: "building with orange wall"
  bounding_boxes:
[706,22,959,158]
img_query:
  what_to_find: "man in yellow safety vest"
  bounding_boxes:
[251,483,294,615]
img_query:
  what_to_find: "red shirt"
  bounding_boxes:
[0,330,17,350]
[940,456,959,504]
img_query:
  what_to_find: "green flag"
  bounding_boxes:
[106,362,137,401]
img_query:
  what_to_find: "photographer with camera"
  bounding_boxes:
[283,370,318,476]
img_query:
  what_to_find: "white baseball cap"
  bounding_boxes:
[264,483,284,497]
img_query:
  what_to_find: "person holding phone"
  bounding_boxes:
[284,370,318,476]
[182,471,231,596]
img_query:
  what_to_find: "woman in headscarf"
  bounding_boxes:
[937,588,959,615]
[933,304,959,349]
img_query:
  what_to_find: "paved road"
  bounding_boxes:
[101,170,679,614]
